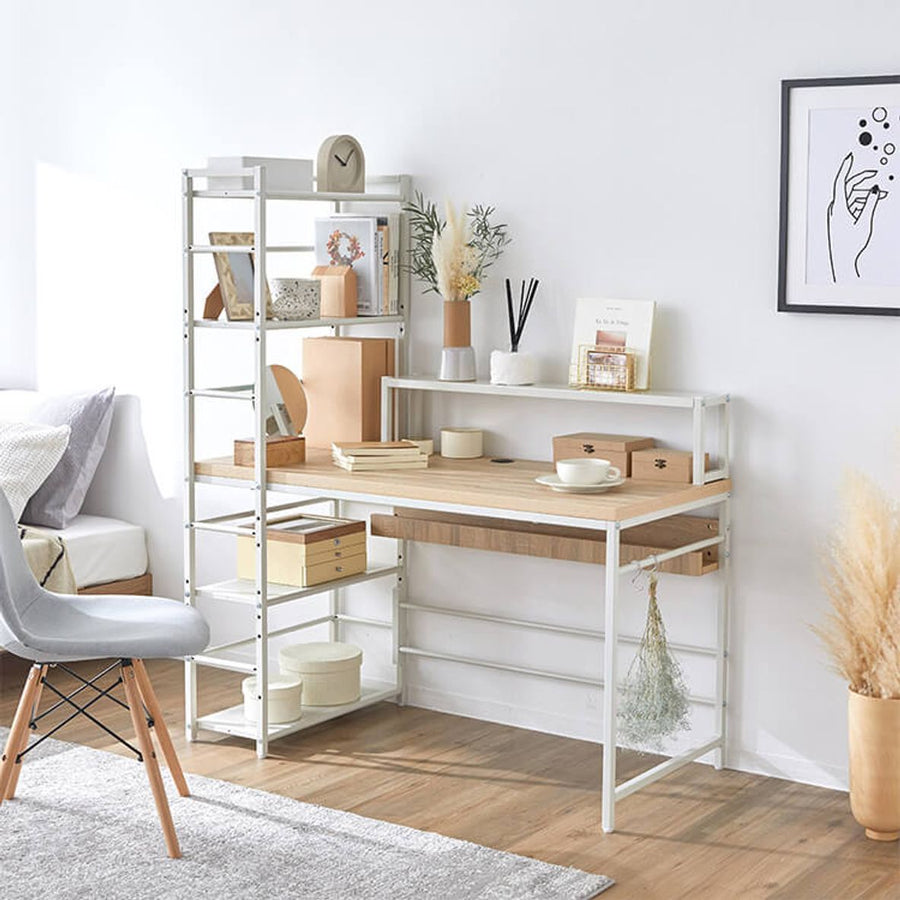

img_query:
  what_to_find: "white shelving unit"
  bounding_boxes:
[182,164,412,758]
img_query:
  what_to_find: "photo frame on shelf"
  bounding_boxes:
[573,345,636,392]
[568,298,654,390]
[209,231,273,321]
[778,75,900,316]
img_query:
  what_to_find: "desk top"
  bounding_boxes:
[195,450,731,524]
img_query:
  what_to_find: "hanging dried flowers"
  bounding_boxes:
[618,572,692,750]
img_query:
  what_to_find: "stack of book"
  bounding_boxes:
[314,215,401,316]
[332,441,429,472]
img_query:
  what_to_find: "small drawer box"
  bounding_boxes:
[552,433,655,477]
[237,514,367,587]
[631,448,710,483]
[279,641,362,706]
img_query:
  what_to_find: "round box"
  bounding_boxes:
[241,675,303,724]
[440,427,483,459]
[278,642,362,706]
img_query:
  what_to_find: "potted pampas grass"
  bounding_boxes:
[404,192,510,381]
[814,471,900,841]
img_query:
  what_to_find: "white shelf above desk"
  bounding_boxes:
[381,376,731,484]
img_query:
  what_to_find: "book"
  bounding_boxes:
[568,298,656,390]
[314,217,381,315]
[333,456,428,472]
[332,441,422,457]
[375,214,401,315]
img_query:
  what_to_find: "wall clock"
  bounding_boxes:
[316,134,365,193]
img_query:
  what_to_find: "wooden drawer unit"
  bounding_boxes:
[237,514,367,587]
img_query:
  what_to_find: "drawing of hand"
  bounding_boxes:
[827,152,888,281]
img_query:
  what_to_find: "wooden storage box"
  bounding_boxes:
[371,508,719,577]
[301,337,395,448]
[631,448,710,483]
[552,433,655,477]
[234,435,306,467]
[237,514,367,587]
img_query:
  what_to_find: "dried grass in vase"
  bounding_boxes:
[814,471,900,699]
[619,572,691,750]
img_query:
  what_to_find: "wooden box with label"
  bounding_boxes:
[552,433,655,477]
[237,514,367,587]
[631,448,710,483]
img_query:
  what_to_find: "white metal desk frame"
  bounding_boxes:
[378,376,732,833]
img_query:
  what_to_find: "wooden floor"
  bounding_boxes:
[1,657,897,899]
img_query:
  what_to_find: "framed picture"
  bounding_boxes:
[569,298,655,389]
[778,75,900,316]
[209,232,273,321]
[574,345,635,392]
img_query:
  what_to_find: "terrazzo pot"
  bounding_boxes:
[848,688,900,841]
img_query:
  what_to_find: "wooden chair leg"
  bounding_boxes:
[132,659,190,797]
[121,660,181,859]
[0,664,45,805]
[5,664,48,800]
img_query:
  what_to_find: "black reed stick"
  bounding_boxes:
[505,277,540,352]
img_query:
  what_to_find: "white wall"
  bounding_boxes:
[11,0,900,789]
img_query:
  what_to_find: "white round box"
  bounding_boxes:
[241,675,303,724]
[278,642,362,706]
[440,427,483,459]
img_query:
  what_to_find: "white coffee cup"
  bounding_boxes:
[556,458,621,485]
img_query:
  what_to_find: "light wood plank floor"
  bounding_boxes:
[1,657,897,899]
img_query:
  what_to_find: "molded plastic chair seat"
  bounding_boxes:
[9,592,209,662]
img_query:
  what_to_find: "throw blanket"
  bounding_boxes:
[20,527,77,593]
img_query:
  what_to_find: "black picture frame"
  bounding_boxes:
[778,75,900,316]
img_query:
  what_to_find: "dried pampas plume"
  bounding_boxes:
[431,202,478,301]
[813,471,900,699]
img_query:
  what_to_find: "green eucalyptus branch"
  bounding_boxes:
[403,192,511,299]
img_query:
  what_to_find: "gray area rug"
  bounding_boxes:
[0,732,612,899]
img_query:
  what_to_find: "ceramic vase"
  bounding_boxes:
[439,300,476,381]
[848,688,900,841]
[490,350,536,385]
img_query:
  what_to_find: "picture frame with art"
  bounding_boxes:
[778,75,900,316]
[209,231,273,321]
[568,298,655,390]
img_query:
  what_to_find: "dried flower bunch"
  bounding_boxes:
[619,573,692,749]
[404,192,510,301]
[815,471,900,699]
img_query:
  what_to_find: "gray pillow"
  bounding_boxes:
[22,387,116,529]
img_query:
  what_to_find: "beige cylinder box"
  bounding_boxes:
[440,427,483,459]
[279,642,362,706]
[241,675,303,724]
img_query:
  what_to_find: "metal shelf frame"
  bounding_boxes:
[182,164,412,758]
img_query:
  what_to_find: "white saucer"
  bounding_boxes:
[535,474,627,493]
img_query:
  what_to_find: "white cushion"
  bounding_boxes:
[0,421,71,521]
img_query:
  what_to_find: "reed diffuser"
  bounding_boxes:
[490,277,540,385]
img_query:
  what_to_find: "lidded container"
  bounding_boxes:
[241,675,303,724]
[278,641,362,706]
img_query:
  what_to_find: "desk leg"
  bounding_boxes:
[601,522,620,833]
[714,494,732,770]
[394,539,409,706]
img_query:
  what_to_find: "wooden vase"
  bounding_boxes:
[848,688,900,841]
[443,300,471,348]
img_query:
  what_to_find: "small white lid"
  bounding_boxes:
[279,641,362,674]
[242,674,303,696]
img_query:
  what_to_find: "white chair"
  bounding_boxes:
[0,490,209,858]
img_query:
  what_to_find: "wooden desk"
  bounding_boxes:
[193,449,732,832]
